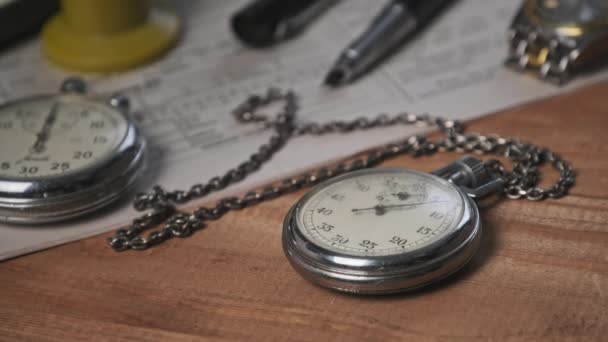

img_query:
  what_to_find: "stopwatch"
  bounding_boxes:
[283,156,504,294]
[0,78,146,223]
[107,88,574,296]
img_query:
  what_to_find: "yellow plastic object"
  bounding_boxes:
[42,0,179,73]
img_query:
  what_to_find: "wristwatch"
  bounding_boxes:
[506,0,608,84]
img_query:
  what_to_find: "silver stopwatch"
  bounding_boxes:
[0,78,145,224]
[104,87,574,297]
[283,156,504,294]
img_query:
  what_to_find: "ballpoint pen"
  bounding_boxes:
[324,0,455,87]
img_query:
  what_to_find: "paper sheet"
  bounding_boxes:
[1,0,606,260]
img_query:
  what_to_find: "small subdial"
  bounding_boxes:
[19,107,80,135]
[368,178,429,212]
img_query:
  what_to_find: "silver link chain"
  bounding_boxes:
[108,89,575,251]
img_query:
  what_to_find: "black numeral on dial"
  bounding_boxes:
[359,240,377,249]
[93,136,107,144]
[331,234,349,244]
[317,222,334,232]
[316,207,333,215]
[90,121,105,129]
[430,211,444,220]
[417,226,432,235]
[51,162,70,171]
[389,236,408,246]
[330,193,345,201]
[19,166,38,175]
[73,151,93,159]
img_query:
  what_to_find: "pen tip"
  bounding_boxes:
[323,69,347,87]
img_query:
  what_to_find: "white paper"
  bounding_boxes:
[0,0,606,260]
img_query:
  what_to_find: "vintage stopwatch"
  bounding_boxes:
[0,78,145,223]
[282,156,502,294]
[108,88,574,294]
[506,0,608,83]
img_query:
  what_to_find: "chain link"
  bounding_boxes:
[108,89,575,251]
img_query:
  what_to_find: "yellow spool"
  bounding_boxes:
[42,0,179,73]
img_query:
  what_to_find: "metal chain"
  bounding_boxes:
[108,88,575,251]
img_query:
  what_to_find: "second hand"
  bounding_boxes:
[30,102,59,154]
[351,201,446,216]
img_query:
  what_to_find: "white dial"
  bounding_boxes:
[296,169,465,256]
[0,95,129,179]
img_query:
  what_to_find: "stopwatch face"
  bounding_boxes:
[0,95,129,179]
[295,169,465,257]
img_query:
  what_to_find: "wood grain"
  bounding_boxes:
[1,83,608,342]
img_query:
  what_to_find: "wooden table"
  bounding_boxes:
[2,83,607,342]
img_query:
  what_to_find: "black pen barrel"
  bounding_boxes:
[336,1,417,79]
[397,0,455,24]
[324,0,455,86]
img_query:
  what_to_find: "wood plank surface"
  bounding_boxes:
[1,82,608,342]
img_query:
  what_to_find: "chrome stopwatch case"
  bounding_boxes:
[0,78,146,224]
[283,156,503,294]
